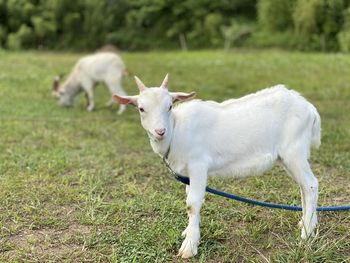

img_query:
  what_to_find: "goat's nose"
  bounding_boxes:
[155,128,166,136]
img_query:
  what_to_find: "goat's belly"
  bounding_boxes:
[208,153,276,179]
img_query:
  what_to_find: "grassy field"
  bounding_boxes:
[0,49,349,262]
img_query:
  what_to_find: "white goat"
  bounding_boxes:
[52,52,127,114]
[112,74,321,258]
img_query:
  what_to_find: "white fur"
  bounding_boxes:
[113,76,321,258]
[54,52,127,113]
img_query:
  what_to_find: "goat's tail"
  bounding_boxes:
[311,106,321,149]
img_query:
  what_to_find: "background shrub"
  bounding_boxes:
[1,0,350,52]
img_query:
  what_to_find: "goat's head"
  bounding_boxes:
[52,75,74,107]
[113,74,196,141]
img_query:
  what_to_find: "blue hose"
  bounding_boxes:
[174,173,350,212]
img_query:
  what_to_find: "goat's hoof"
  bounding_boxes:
[178,237,198,259]
[87,106,94,112]
[301,228,315,240]
[301,217,317,240]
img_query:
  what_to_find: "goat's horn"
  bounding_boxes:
[160,73,169,89]
[134,76,146,92]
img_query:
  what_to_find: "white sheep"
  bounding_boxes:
[112,74,321,258]
[52,52,127,114]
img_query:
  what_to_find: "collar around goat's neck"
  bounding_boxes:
[164,116,175,161]
[163,143,171,161]
[162,120,175,161]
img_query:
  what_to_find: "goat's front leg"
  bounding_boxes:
[82,81,94,111]
[178,163,207,259]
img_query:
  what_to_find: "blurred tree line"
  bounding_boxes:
[1,0,350,52]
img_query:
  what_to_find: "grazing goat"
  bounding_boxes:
[112,75,321,258]
[52,52,127,114]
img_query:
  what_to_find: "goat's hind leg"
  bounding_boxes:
[106,79,126,114]
[282,155,318,239]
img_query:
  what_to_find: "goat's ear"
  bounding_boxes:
[134,76,146,92]
[112,94,138,107]
[52,75,61,91]
[160,73,169,89]
[170,91,196,102]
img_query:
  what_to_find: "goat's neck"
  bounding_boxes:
[63,75,81,98]
[149,114,175,158]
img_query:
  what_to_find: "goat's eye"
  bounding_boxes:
[139,107,145,112]
[168,105,172,111]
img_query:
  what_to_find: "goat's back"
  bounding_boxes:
[171,85,320,174]
[76,53,125,81]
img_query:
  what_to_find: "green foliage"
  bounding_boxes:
[1,0,350,51]
[204,13,224,46]
[292,0,345,51]
[338,8,350,52]
[32,16,56,40]
[293,0,324,35]
[258,0,296,32]
[6,24,34,50]
[221,20,254,50]
[0,0,258,50]
[255,0,350,52]
[0,25,6,47]
[246,30,297,49]
[6,33,20,50]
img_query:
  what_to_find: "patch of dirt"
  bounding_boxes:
[1,223,91,261]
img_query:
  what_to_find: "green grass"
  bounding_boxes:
[0,49,349,262]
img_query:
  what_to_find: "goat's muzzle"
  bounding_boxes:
[155,128,166,140]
